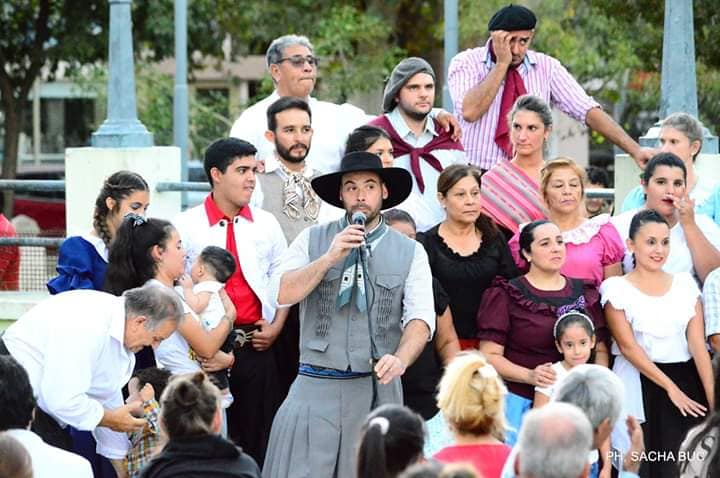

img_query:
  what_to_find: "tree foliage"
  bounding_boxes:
[456,0,720,148]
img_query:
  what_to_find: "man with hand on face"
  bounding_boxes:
[230,34,462,175]
[0,284,183,470]
[369,57,466,232]
[172,138,288,467]
[448,4,654,172]
[263,152,435,478]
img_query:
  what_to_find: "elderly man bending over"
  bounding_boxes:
[0,284,183,467]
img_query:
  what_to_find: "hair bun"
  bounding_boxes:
[174,380,200,408]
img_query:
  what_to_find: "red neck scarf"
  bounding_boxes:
[489,41,527,157]
[369,115,464,193]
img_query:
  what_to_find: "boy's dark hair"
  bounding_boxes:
[132,367,172,401]
[200,246,237,283]
[584,166,610,188]
[267,96,312,132]
[0,356,36,431]
[203,138,257,187]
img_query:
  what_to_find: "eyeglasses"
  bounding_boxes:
[276,55,320,68]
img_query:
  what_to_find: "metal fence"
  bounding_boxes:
[0,179,616,291]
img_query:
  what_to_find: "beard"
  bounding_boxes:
[276,140,309,164]
[397,100,432,122]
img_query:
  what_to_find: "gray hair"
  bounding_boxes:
[553,364,624,430]
[660,112,704,159]
[124,283,184,330]
[518,402,593,478]
[508,94,553,129]
[266,34,315,68]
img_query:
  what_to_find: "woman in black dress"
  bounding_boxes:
[417,164,519,349]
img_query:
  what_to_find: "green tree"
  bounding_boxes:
[0,0,107,214]
[456,0,720,154]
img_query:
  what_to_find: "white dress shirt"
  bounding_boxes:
[5,428,93,478]
[2,290,135,458]
[385,108,467,232]
[612,208,720,278]
[229,91,372,174]
[269,223,436,336]
[173,200,287,322]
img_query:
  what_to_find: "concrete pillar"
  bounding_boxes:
[65,147,182,236]
[91,0,153,147]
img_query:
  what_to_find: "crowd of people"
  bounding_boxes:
[2,3,720,478]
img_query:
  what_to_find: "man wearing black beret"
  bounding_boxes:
[447,3,654,173]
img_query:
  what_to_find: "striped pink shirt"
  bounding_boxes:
[447,40,600,170]
[480,160,547,234]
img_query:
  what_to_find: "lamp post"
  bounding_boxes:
[91,0,153,147]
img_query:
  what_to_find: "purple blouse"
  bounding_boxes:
[476,275,607,399]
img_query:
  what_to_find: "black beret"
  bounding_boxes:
[488,4,537,32]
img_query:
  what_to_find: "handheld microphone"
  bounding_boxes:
[351,211,367,226]
[351,211,371,256]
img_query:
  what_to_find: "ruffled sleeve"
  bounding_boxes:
[47,237,105,294]
[599,276,625,310]
[476,278,511,344]
[598,222,625,267]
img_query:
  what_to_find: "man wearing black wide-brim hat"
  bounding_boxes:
[263,151,435,478]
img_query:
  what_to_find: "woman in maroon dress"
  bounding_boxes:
[477,219,609,445]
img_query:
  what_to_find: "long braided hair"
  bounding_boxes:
[93,171,149,247]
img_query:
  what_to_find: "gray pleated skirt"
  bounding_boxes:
[262,373,401,478]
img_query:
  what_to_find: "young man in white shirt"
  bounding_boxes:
[173,137,288,467]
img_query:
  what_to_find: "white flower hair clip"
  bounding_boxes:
[368,416,390,435]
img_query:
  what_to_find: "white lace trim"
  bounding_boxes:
[562,214,612,245]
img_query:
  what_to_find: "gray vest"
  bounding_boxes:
[258,171,319,244]
[301,220,415,373]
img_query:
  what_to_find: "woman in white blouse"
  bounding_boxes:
[600,209,713,477]
[612,153,720,283]
[104,215,235,374]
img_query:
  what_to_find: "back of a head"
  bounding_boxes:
[398,462,479,478]
[160,372,219,440]
[0,356,35,431]
[357,404,425,478]
[0,432,33,478]
[436,351,506,439]
[517,402,593,478]
[200,245,237,283]
[553,364,624,430]
[104,216,175,296]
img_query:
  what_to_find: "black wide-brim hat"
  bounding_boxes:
[311,151,413,210]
